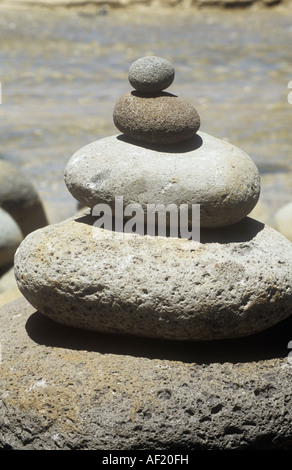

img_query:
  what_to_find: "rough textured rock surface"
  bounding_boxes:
[0,207,22,270]
[0,160,48,237]
[1,296,292,450]
[128,56,175,93]
[64,132,260,228]
[14,214,292,341]
[113,91,200,144]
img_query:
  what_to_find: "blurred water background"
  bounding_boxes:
[0,4,291,220]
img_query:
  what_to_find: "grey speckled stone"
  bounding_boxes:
[113,91,200,145]
[14,214,292,341]
[128,56,175,93]
[64,132,260,228]
[1,296,292,450]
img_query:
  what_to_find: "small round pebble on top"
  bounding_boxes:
[128,56,175,93]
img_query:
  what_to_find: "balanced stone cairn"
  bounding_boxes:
[14,56,292,341]
[113,56,200,145]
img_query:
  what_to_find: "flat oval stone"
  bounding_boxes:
[128,56,175,93]
[113,91,200,145]
[64,132,260,228]
[14,215,292,341]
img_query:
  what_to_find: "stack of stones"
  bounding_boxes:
[15,57,292,342]
[113,56,200,145]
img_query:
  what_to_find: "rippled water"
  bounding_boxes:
[0,5,291,218]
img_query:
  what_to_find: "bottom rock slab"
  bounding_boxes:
[0,296,292,450]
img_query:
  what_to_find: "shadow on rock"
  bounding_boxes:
[25,310,292,364]
[200,217,265,244]
[116,132,203,154]
[75,213,265,244]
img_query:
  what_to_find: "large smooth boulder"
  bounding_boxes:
[64,132,260,228]
[0,296,292,450]
[14,214,292,341]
